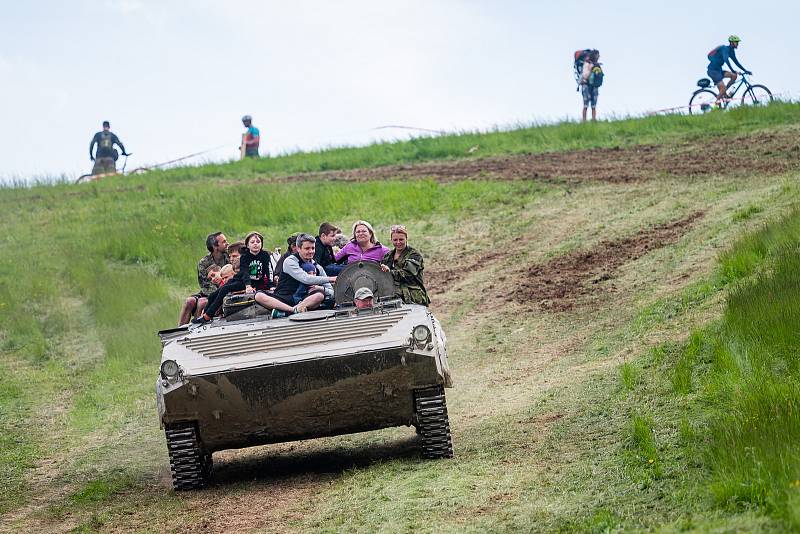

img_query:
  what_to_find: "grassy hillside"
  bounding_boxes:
[1,103,799,532]
[162,101,800,180]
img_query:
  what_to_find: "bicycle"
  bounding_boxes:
[688,72,772,115]
[75,152,133,184]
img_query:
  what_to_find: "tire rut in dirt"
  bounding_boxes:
[507,211,705,311]
[414,386,454,459]
[165,422,213,491]
[427,211,704,312]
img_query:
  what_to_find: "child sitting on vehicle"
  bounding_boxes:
[193,231,273,325]
[291,261,320,304]
[218,264,235,286]
[206,264,223,286]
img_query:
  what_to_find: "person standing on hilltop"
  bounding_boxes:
[89,120,127,175]
[578,50,602,122]
[707,35,751,101]
[240,115,260,158]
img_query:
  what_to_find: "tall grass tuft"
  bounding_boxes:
[695,215,800,527]
[619,362,639,391]
[629,413,662,479]
[717,207,800,284]
[672,330,706,394]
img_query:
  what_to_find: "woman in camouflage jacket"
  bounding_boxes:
[380,225,430,306]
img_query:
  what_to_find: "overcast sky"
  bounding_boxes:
[0,0,795,182]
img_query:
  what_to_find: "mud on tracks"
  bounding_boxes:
[275,129,800,185]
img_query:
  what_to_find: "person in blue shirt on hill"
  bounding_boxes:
[241,115,260,158]
[707,35,751,101]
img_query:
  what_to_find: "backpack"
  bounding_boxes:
[573,49,591,76]
[707,45,722,61]
[574,49,591,64]
[588,65,604,87]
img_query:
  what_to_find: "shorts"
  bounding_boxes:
[292,284,309,305]
[581,85,599,108]
[245,149,260,158]
[92,157,116,175]
[707,67,724,84]
[187,293,206,313]
[265,290,295,307]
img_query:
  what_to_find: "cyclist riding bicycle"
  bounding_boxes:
[707,35,752,101]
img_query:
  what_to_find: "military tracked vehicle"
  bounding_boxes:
[156,261,453,490]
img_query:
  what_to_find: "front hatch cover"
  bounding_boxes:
[288,310,335,322]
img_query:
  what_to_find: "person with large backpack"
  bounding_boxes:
[89,121,128,175]
[707,35,751,101]
[575,49,602,121]
[573,49,592,85]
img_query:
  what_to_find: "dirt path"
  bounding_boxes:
[510,211,704,310]
[427,211,703,311]
[10,129,799,206]
[267,129,800,185]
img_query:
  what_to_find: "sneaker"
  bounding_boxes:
[271,309,287,319]
[191,315,211,325]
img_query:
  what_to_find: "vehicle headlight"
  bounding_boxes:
[160,359,180,379]
[412,325,431,346]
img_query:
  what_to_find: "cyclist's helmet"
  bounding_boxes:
[241,115,252,122]
[728,35,741,43]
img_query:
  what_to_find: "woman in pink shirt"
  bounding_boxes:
[335,220,390,264]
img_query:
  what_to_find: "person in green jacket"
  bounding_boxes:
[380,224,430,306]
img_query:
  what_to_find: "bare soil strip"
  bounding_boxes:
[273,130,800,185]
[509,211,704,310]
[428,212,703,312]
[13,130,798,204]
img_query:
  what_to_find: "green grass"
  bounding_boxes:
[718,206,800,283]
[702,243,800,526]
[619,362,639,391]
[111,100,800,183]
[628,413,663,479]
[1,102,799,531]
[616,209,800,531]
[0,176,542,518]
[2,101,797,192]
[0,372,40,513]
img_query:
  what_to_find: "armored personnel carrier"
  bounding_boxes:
[156,261,453,490]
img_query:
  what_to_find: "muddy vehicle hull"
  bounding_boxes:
[159,348,441,451]
[157,298,453,490]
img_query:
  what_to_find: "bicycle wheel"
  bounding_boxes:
[689,89,718,115]
[741,84,773,107]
